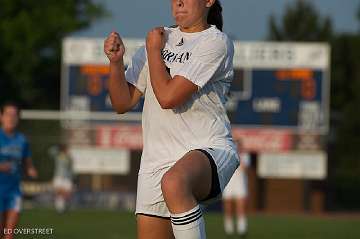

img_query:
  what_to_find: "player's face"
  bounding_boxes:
[171,0,214,29]
[0,106,19,133]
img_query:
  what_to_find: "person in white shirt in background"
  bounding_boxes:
[49,144,73,213]
[222,139,251,237]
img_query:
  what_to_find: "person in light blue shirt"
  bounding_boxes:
[0,102,37,239]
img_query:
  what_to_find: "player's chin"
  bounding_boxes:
[175,17,190,28]
[4,124,17,132]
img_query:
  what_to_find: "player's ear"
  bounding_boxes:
[205,0,216,8]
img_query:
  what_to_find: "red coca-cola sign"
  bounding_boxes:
[232,128,293,152]
[96,124,143,149]
[96,124,294,152]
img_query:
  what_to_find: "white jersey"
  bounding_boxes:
[223,153,250,199]
[125,25,235,173]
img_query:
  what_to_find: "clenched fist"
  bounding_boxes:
[104,32,125,63]
[146,27,166,53]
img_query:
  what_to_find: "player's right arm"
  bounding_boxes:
[0,161,12,173]
[104,32,142,114]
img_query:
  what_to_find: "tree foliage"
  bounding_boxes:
[268,0,360,209]
[0,0,105,108]
[268,0,332,41]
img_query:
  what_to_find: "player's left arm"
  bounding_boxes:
[25,157,38,178]
[146,27,228,109]
[147,62,198,109]
[146,27,198,109]
[23,140,37,178]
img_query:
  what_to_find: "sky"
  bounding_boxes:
[75,0,359,40]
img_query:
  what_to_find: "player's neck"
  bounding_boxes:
[2,127,16,137]
[179,20,210,33]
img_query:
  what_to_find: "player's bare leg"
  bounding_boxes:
[236,198,246,216]
[223,199,235,234]
[3,210,19,239]
[161,150,213,238]
[55,188,72,213]
[137,214,175,239]
[162,150,212,212]
[235,198,247,235]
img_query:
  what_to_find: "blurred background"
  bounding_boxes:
[1,0,360,238]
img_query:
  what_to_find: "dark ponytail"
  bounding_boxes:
[207,0,223,31]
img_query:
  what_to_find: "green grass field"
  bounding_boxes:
[15,209,360,239]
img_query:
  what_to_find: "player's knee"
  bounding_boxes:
[161,170,188,199]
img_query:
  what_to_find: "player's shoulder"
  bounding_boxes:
[15,132,28,144]
[0,130,4,144]
[208,25,228,39]
[208,26,231,41]
[201,26,233,51]
[164,25,178,34]
[164,25,179,42]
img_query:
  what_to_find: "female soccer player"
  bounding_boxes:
[104,1,239,238]
[0,102,37,239]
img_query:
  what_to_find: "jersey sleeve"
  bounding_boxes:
[171,35,228,88]
[22,138,31,159]
[125,46,148,94]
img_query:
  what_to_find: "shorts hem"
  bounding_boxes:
[136,212,170,219]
